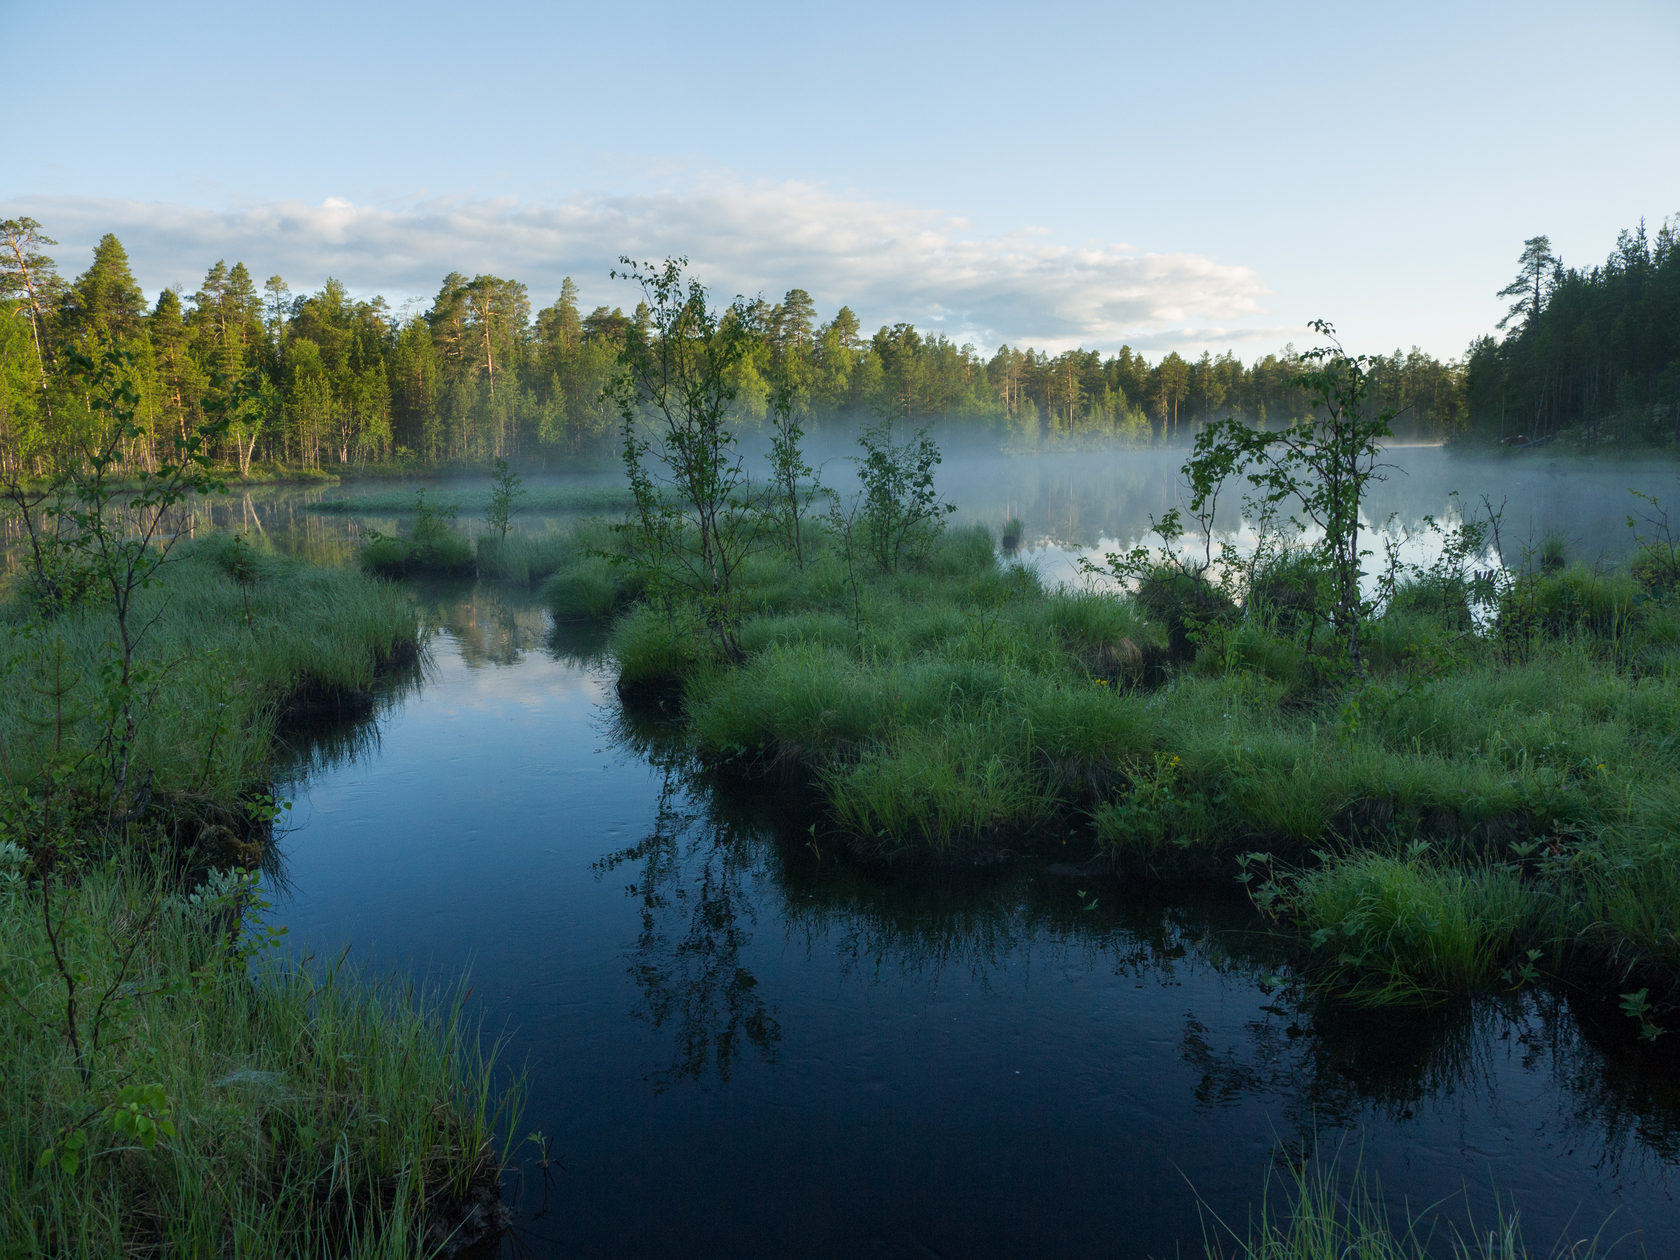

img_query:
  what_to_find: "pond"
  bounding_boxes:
[214,444,1680,1256]
[266,611,1678,1255]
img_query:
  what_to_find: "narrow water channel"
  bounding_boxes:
[271,582,1679,1258]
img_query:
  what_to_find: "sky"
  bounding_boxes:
[8,0,1678,362]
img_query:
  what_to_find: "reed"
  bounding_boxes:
[1199,1146,1621,1259]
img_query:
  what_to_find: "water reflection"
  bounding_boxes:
[262,577,1680,1257]
[593,713,784,1092]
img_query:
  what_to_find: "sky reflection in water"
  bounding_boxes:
[269,570,1680,1258]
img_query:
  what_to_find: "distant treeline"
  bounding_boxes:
[0,213,1673,476]
[1464,217,1680,448]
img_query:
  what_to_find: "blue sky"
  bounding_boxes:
[9,0,1678,360]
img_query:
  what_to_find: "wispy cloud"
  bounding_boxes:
[8,182,1274,354]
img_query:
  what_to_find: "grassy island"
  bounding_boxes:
[542,510,1680,1023]
[523,270,1680,1031]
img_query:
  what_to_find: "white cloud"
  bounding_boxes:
[8,182,1273,355]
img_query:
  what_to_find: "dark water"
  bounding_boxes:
[270,576,1680,1258]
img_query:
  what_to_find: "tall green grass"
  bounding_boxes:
[577,508,1680,1014]
[1,540,520,1255]
[1199,1146,1623,1259]
[0,858,516,1257]
[1,537,418,817]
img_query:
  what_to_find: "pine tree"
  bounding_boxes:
[1497,235,1558,332]
[0,217,63,385]
[64,234,146,347]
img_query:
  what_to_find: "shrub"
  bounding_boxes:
[1135,565,1237,658]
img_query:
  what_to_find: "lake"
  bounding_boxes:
[257,445,1680,1257]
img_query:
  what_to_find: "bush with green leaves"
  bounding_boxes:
[854,414,956,574]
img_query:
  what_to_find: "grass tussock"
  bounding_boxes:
[1200,1145,1622,1259]
[576,506,1680,1016]
[2,536,419,824]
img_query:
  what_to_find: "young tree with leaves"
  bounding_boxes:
[1178,320,1394,671]
[611,256,759,660]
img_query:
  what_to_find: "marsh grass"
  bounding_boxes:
[1,538,418,824]
[1,544,519,1255]
[474,530,582,584]
[1279,852,1533,1006]
[1198,1146,1624,1259]
[358,502,476,579]
[313,483,634,516]
[571,504,1680,1013]
[0,858,516,1258]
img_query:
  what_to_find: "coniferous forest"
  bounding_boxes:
[1,214,1677,478]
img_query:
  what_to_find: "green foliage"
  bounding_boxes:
[1135,564,1239,658]
[483,456,524,542]
[1250,847,1532,1006]
[10,212,1674,476]
[853,414,955,574]
[1,861,515,1256]
[1181,320,1396,670]
[474,529,576,585]
[359,489,474,577]
[1497,565,1640,649]
[1198,1142,1610,1259]
[611,257,761,660]
[1465,215,1680,448]
[542,551,644,619]
[0,458,510,1253]
[1627,488,1680,595]
[624,511,1680,1012]
[763,367,817,566]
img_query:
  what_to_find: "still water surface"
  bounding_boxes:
[258,448,1680,1257]
[268,594,1677,1258]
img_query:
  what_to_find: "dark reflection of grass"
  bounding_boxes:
[1178,994,1503,1147]
[273,638,430,786]
[592,688,1680,1183]
[1544,989,1680,1174]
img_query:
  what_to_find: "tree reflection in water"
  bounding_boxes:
[598,699,1680,1198]
[1176,982,1680,1189]
[595,712,782,1092]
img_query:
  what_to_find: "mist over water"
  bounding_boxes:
[243,438,1680,1256]
[70,440,1673,1254]
[263,581,1679,1258]
[925,444,1680,591]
